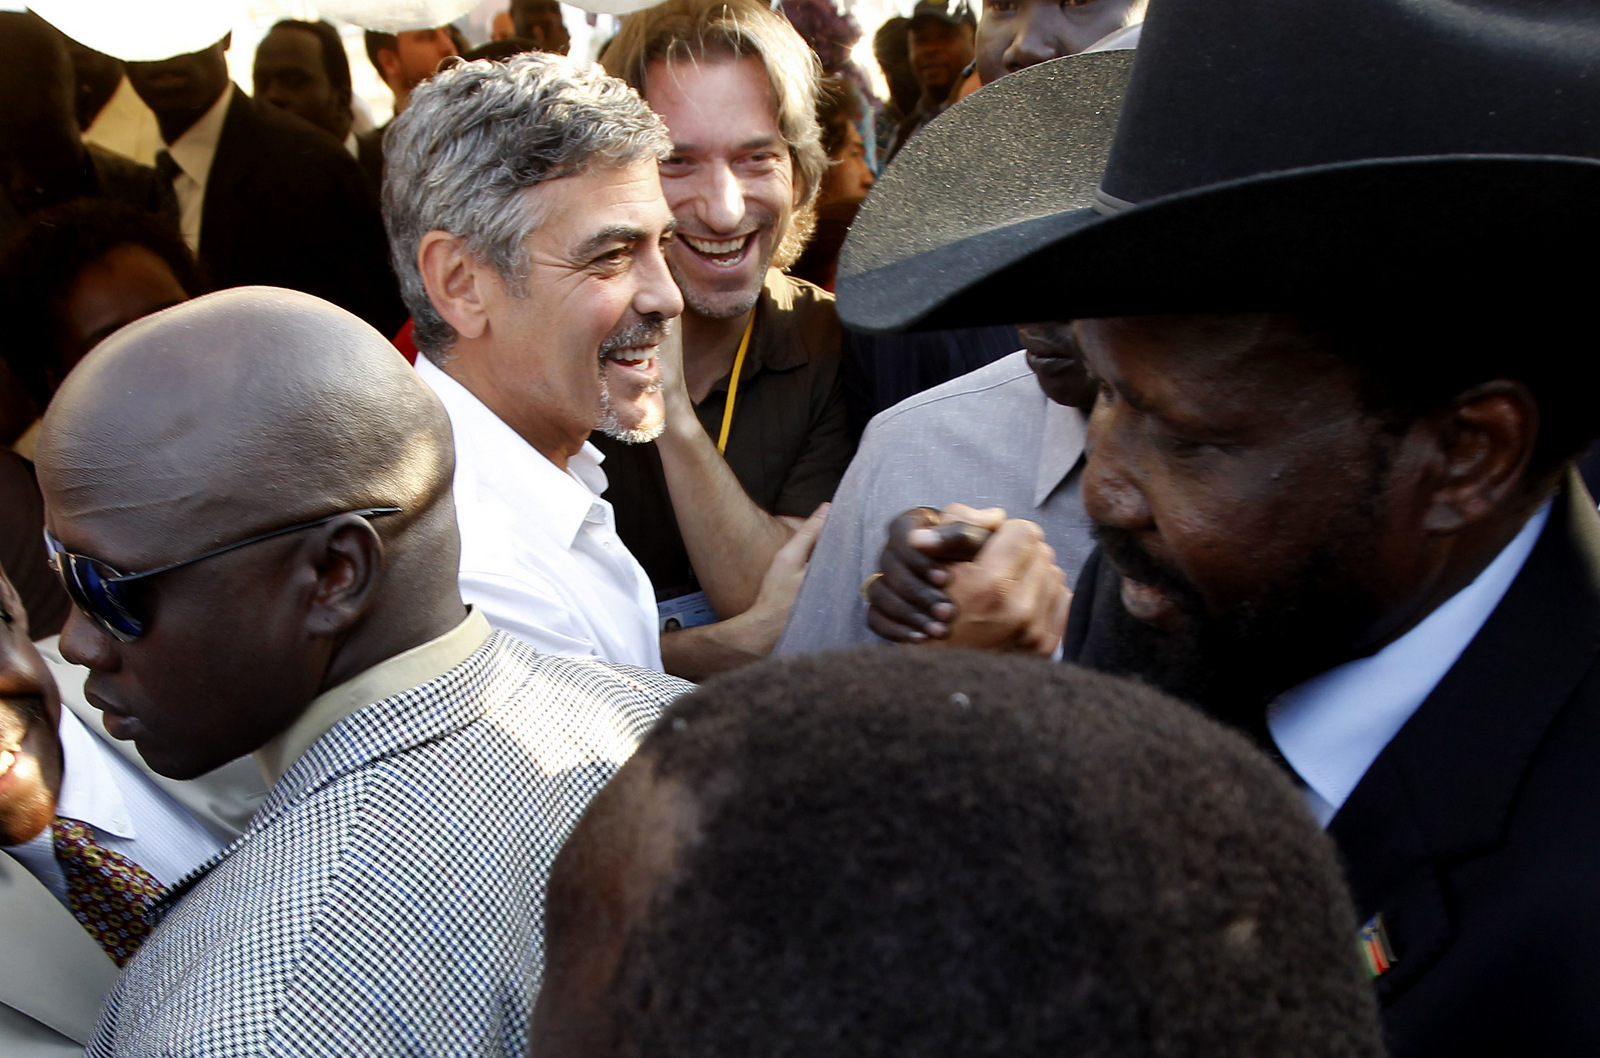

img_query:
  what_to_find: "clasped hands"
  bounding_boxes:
[863,504,1070,655]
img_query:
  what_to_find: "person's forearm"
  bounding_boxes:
[659,615,771,681]
[655,398,793,617]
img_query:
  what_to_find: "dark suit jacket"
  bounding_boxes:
[198,88,404,337]
[1064,473,1600,1056]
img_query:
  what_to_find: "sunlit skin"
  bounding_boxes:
[644,57,798,325]
[432,158,684,470]
[0,568,65,847]
[975,0,1143,85]
[54,244,190,389]
[253,26,350,141]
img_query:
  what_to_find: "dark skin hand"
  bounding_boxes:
[867,503,1068,654]
[868,321,1091,647]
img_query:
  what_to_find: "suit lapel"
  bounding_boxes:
[0,858,119,1043]
[1329,472,1600,1003]
[196,86,255,266]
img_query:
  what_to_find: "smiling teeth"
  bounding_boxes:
[684,235,747,255]
[0,748,14,777]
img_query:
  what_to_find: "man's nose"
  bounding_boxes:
[699,162,746,233]
[635,241,684,320]
[1006,11,1064,72]
[1080,400,1154,532]
[57,608,118,672]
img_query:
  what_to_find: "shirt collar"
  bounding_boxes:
[165,82,233,186]
[1268,499,1553,825]
[253,608,491,786]
[416,355,612,549]
[54,705,136,839]
[1035,400,1087,508]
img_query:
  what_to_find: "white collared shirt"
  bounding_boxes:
[1268,500,1552,827]
[3,708,224,903]
[161,83,233,252]
[417,356,663,671]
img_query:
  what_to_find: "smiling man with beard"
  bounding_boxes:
[386,54,687,670]
[598,0,854,677]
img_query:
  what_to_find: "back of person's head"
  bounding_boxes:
[1,199,203,408]
[602,0,827,209]
[534,648,1384,1058]
[382,53,670,363]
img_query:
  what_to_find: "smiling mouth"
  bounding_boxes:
[681,233,755,268]
[601,345,659,370]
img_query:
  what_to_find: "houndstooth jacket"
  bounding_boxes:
[86,631,691,1058]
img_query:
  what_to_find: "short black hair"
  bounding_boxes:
[608,648,1383,1058]
[1297,309,1600,480]
[364,29,397,75]
[0,200,203,408]
[268,19,352,104]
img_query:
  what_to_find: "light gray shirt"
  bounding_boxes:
[777,352,1093,655]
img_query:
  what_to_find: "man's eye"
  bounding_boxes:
[987,0,1020,13]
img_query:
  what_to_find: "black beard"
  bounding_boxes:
[1086,514,1392,747]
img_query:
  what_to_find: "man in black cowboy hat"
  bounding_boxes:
[837,1,1600,1053]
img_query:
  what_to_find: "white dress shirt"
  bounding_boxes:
[417,356,662,670]
[160,83,233,252]
[1268,500,1551,827]
[3,709,224,903]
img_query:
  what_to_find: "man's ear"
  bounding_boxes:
[1419,380,1539,534]
[304,516,386,637]
[417,230,492,342]
[378,47,401,86]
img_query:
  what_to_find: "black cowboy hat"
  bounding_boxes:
[836,0,1600,333]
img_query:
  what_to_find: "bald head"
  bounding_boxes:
[35,288,468,779]
[38,286,453,553]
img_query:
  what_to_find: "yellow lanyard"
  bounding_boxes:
[715,312,757,455]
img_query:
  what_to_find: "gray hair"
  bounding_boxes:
[383,53,672,363]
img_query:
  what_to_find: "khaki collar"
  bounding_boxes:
[254,608,491,786]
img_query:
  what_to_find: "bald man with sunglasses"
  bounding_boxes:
[32,286,690,1058]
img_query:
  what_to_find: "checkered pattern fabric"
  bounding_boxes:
[86,633,690,1058]
[53,817,166,967]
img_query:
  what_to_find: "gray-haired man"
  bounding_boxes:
[385,53,822,677]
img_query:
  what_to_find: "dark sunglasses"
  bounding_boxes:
[43,507,403,642]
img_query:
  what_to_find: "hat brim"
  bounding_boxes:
[838,153,1600,331]
[837,50,1134,332]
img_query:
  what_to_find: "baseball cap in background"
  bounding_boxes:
[910,0,976,27]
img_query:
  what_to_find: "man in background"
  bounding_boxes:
[125,34,403,335]
[883,0,974,161]
[253,21,357,152]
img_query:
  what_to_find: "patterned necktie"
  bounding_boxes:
[51,817,166,966]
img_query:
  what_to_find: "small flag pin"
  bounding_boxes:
[1358,913,1398,978]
